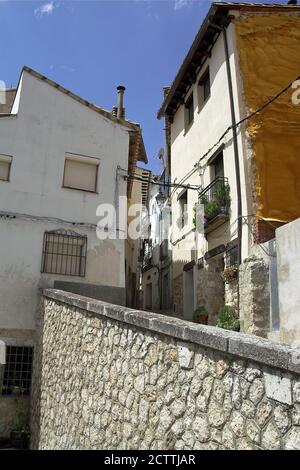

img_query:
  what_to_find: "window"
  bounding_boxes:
[1,346,33,396]
[0,154,12,182]
[198,68,210,107]
[210,151,224,180]
[185,93,194,127]
[177,189,188,229]
[41,229,87,276]
[63,153,99,192]
[225,241,238,268]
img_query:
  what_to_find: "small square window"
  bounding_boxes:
[198,69,210,107]
[185,94,194,127]
[0,155,12,182]
[63,153,99,192]
[41,230,87,276]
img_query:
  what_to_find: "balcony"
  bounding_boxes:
[142,239,153,271]
[199,177,231,234]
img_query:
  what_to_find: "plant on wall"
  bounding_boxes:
[221,264,238,284]
[193,304,208,325]
[10,398,30,449]
[217,305,240,331]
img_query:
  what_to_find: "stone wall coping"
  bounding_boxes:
[42,289,300,374]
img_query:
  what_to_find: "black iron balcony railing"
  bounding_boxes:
[199,177,231,227]
[142,239,153,270]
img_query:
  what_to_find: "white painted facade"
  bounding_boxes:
[168,22,252,320]
[142,174,172,312]
[171,22,249,267]
[0,69,140,338]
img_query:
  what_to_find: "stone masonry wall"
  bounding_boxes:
[239,256,270,337]
[31,289,300,450]
[196,259,225,325]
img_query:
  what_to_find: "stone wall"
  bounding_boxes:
[31,289,300,450]
[196,259,225,325]
[239,256,270,337]
[173,274,183,316]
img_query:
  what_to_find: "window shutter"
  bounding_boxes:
[63,154,99,192]
[0,155,12,181]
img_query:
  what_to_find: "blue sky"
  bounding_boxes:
[1,0,276,174]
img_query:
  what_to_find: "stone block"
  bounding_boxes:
[228,333,290,370]
[177,341,194,369]
[264,370,292,405]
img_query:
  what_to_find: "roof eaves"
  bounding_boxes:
[158,2,300,119]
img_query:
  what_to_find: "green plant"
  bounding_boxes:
[13,399,29,433]
[193,305,208,324]
[203,200,220,221]
[221,265,238,284]
[217,305,240,331]
[214,182,231,211]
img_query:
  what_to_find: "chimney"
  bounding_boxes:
[112,85,125,119]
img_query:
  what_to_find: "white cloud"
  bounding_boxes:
[34,1,59,19]
[174,0,191,10]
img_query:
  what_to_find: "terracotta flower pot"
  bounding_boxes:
[10,430,29,449]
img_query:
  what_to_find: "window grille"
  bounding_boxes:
[1,346,33,396]
[41,229,87,276]
[225,242,238,268]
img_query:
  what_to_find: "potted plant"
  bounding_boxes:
[217,305,240,331]
[193,305,208,325]
[214,182,231,214]
[221,264,238,284]
[10,399,30,449]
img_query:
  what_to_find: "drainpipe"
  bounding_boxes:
[210,19,243,312]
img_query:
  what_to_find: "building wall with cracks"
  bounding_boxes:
[30,289,300,450]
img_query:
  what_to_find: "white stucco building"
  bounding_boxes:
[0,66,146,351]
[141,170,172,313]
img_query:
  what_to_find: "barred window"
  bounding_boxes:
[41,229,87,276]
[225,241,238,268]
[1,346,33,396]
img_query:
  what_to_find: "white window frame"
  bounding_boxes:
[63,152,100,193]
[0,154,12,182]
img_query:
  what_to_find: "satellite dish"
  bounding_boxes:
[158,148,164,160]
